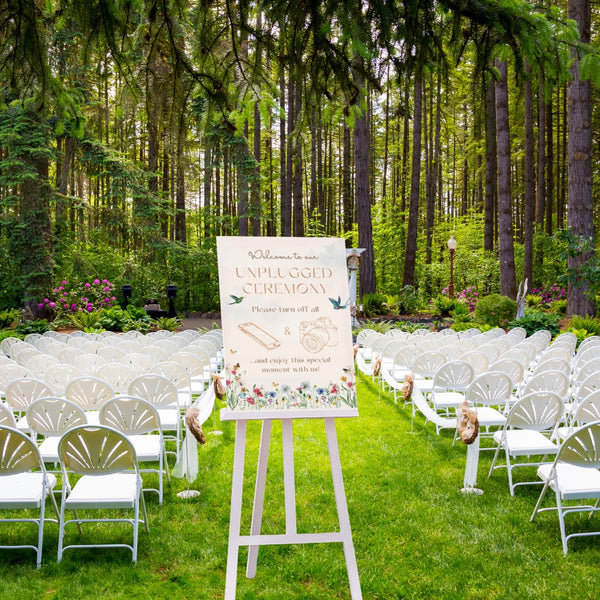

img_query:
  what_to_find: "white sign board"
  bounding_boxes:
[217,236,357,413]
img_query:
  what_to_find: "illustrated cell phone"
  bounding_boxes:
[238,322,281,350]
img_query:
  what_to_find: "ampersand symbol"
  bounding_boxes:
[284,327,291,335]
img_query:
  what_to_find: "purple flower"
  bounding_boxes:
[61,280,67,285]
[93,278,100,285]
[102,279,108,284]
[49,302,55,308]
[43,298,49,303]
[38,303,44,309]
[85,282,90,288]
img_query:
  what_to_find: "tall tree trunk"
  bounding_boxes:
[354,65,376,296]
[567,0,595,316]
[523,63,535,286]
[279,69,290,236]
[403,73,422,288]
[292,80,304,236]
[342,122,353,234]
[536,75,546,227]
[545,96,554,236]
[484,78,497,252]
[495,60,517,299]
[252,99,261,236]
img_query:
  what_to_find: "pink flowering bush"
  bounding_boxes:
[456,286,479,312]
[38,279,117,315]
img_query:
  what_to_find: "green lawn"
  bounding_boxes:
[2,374,600,599]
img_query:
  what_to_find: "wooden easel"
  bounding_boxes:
[221,408,362,599]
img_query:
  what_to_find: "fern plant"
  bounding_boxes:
[69,310,103,331]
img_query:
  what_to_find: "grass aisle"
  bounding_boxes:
[2,374,600,598]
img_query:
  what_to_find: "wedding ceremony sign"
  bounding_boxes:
[217,236,357,413]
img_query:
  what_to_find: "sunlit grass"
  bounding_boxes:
[1,373,600,598]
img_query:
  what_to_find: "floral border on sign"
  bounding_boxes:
[224,362,357,411]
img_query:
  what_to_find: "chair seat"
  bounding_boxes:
[128,434,161,461]
[64,473,140,509]
[38,437,61,463]
[0,473,56,508]
[537,463,600,501]
[475,406,506,427]
[157,409,180,430]
[493,429,557,456]
[432,391,464,409]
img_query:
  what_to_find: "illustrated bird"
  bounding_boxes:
[229,294,244,304]
[329,296,350,310]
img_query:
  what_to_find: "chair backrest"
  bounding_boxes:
[0,425,43,473]
[507,326,527,342]
[152,361,191,390]
[433,360,474,392]
[4,378,54,412]
[128,374,178,408]
[573,359,600,386]
[120,352,155,374]
[170,351,207,377]
[73,353,108,375]
[65,376,115,410]
[523,370,570,399]
[100,396,161,435]
[26,354,61,376]
[59,425,137,475]
[575,344,600,368]
[477,344,500,363]
[552,332,578,354]
[0,403,16,427]
[143,345,169,363]
[392,346,423,371]
[44,364,84,396]
[95,362,136,394]
[0,364,33,390]
[505,391,563,431]
[439,345,463,362]
[578,336,600,354]
[466,372,512,407]
[572,390,600,426]
[556,421,600,468]
[0,336,22,357]
[411,351,446,379]
[27,397,87,437]
[532,358,570,378]
[460,351,489,376]
[577,372,600,403]
[488,358,524,386]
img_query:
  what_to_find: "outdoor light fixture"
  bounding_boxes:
[166,285,177,318]
[121,284,132,309]
[447,236,457,298]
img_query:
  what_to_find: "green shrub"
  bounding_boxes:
[69,310,104,331]
[154,316,182,331]
[0,308,21,329]
[14,319,50,335]
[450,303,472,323]
[395,286,420,315]
[508,310,561,337]
[474,294,517,328]
[0,329,23,342]
[567,328,593,347]
[552,299,567,316]
[450,322,488,332]
[361,293,387,317]
[569,315,600,337]
[433,295,458,317]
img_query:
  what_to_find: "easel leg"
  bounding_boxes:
[225,420,247,600]
[281,419,297,535]
[325,418,362,600]
[246,419,273,578]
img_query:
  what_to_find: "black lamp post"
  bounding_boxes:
[447,236,457,298]
[166,285,177,318]
[121,284,132,309]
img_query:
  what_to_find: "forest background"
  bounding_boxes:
[0,0,598,321]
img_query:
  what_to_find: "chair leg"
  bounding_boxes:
[488,443,502,477]
[556,491,569,554]
[530,479,551,522]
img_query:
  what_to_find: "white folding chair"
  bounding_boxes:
[128,375,181,455]
[0,425,59,567]
[531,421,600,554]
[488,391,563,495]
[100,396,170,504]
[57,424,149,562]
[96,362,136,394]
[27,397,87,465]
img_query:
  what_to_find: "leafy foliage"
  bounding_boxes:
[13,318,50,335]
[0,308,22,329]
[474,294,517,328]
[508,310,561,337]
[154,316,182,331]
[568,315,600,337]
